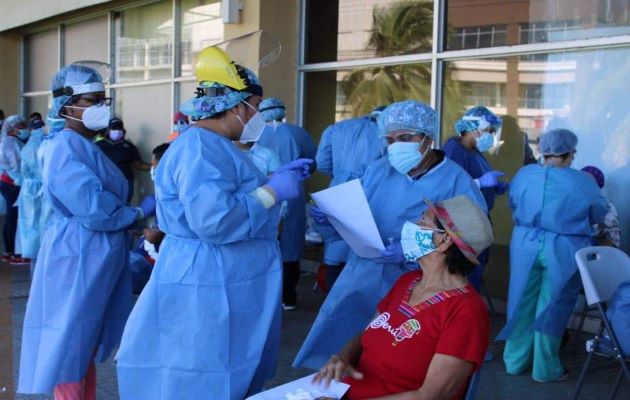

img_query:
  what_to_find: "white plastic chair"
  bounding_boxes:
[573,246,630,400]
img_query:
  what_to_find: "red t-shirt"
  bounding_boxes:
[344,270,489,399]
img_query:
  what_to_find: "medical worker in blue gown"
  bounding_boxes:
[18,62,149,399]
[497,128,608,382]
[116,47,312,400]
[16,117,46,274]
[293,100,488,370]
[443,106,507,290]
[258,97,317,309]
[314,107,385,289]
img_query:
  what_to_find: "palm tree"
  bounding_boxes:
[341,0,463,120]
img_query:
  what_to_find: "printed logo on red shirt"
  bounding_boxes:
[368,312,422,347]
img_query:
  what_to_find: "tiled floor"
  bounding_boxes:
[2,263,628,399]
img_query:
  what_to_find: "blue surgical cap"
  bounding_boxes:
[539,128,578,156]
[456,106,502,135]
[50,64,105,118]
[454,119,478,135]
[181,67,263,121]
[377,100,437,139]
[259,97,286,122]
[0,115,25,138]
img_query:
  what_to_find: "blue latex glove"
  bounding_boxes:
[139,195,157,218]
[276,158,314,180]
[379,241,405,264]
[495,181,509,195]
[310,205,329,225]
[476,170,506,189]
[266,170,300,202]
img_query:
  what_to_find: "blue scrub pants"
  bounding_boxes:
[503,249,564,381]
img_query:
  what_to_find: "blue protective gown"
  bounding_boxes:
[316,117,383,264]
[258,122,316,261]
[443,136,496,210]
[18,128,137,393]
[497,164,608,340]
[293,154,488,369]
[16,128,45,258]
[240,142,281,176]
[116,126,284,400]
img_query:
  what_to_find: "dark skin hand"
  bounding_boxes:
[143,228,165,246]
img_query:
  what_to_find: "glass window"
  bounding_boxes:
[64,16,109,65]
[445,0,630,51]
[114,1,173,83]
[180,0,223,78]
[113,83,171,200]
[305,63,431,136]
[25,29,58,92]
[305,0,434,63]
[442,46,630,248]
[177,80,198,109]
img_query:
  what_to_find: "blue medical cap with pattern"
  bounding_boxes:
[539,128,578,156]
[463,106,502,127]
[50,64,105,118]
[377,100,437,139]
[259,97,286,121]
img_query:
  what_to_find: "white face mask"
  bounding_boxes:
[150,166,156,182]
[236,102,266,143]
[108,129,124,141]
[65,104,111,131]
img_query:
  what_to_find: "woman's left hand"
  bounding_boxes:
[312,355,364,388]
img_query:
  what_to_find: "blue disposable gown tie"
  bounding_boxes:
[18,129,137,394]
[316,117,383,264]
[116,126,283,400]
[293,155,487,369]
[16,128,45,258]
[258,122,316,261]
[497,165,608,340]
[443,136,496,210]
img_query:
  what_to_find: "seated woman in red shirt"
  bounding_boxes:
[314,195,492,400]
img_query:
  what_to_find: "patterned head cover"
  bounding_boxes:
[259,97,286,122]
[539,128,578,156]
[581,165,605,188]
[455,106,503,135]
[180,67,263,121]
[424,195,493,265]
[377,100,437,139]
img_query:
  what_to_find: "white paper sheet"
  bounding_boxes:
[246,373,350,400]
[311,179,385,258]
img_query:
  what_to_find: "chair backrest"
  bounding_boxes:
[575,246,630,305]
[464,370,481,400]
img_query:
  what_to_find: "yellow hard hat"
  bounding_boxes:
[194,46,247,91]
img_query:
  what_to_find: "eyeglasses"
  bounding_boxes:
[80,96,112,107]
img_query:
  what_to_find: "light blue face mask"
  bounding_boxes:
[475,132,494,152]
[400,221,444,262]
[17,128,30,141]
[387,142,422,175]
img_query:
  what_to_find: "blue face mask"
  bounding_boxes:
[400,221,443,262]
[476,133,494,152]
[387,142,422,175]
[17,128,30,141]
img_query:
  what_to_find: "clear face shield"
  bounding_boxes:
[462,114,503,155]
